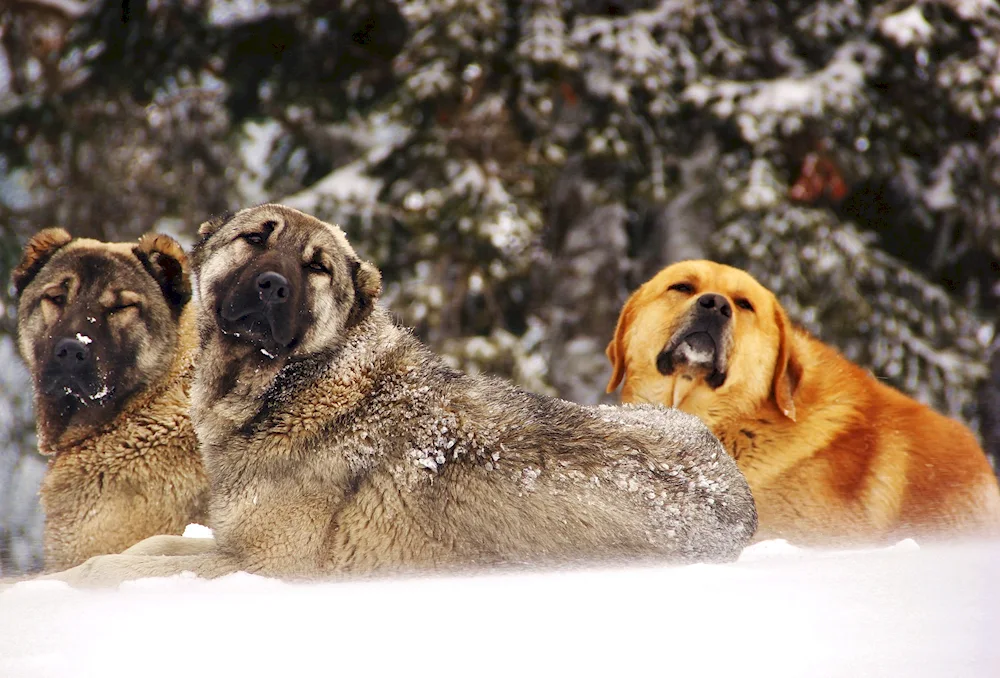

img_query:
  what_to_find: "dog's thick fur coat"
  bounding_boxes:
[45,206,756,587]
[606,260,1000,546]
[13,231,209,569]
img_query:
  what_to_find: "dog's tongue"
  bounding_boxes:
[677,332,716,366]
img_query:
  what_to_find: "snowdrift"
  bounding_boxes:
[2,537,999,678]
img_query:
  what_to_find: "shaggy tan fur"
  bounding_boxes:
[14,231,209,570]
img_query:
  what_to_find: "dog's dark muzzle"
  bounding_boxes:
[219,268,299,348]
[40,336,106,401]
[656,293,731,388]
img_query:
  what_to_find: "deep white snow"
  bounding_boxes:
[2,536,999,678]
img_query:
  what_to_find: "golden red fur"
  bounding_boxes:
[606,260,1000,546]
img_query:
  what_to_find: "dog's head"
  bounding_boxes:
[191,204,382,360]
[606,260,802,423]
[13,229,192,436]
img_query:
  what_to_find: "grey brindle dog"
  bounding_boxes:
[44,205,757,586]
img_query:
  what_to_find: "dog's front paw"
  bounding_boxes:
[122,534,216,557]
[38,553,134,589]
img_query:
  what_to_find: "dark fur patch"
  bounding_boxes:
[133,233,192,311]
[75,252,116,284]
[211,363,242,402]
[238,349,344,437]
[216,250,306,351]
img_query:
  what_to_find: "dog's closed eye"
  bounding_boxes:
[668,282,694,294]
[44,291,67,306]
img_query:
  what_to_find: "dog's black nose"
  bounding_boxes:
[256,272,290,305]
[697,293,731,319]
[52,337,92,372]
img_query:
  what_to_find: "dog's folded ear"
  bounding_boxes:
[134,233,192,310]
[195,211,234,246]
[347,259,382,328]
[605,289,642,393]
[12,228,73,297]
[771,306,803,422]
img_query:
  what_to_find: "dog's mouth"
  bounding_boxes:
[657,329,728,389]
[217,305,297,357]
[40,373,115,407]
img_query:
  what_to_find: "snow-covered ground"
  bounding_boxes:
[2,537,999,677]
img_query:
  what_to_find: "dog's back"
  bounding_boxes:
[723,326,1000,545]
[362,341,758,568]
[866,369,1000,540]
[205,316,757,576]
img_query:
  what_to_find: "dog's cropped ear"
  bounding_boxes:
[134,233,192,310]
[346,259,383,327]
[605,289,642,393]
[771,305,803,422]
[194,211,234,247]
[12,228,74,297]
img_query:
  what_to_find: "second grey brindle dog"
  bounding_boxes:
[45,204,757,587]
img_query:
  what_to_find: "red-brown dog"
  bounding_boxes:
[606,260,1000,546]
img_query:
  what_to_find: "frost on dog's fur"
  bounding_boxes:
[43,205,756,587]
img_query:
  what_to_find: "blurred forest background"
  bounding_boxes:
[1,0,999,574]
